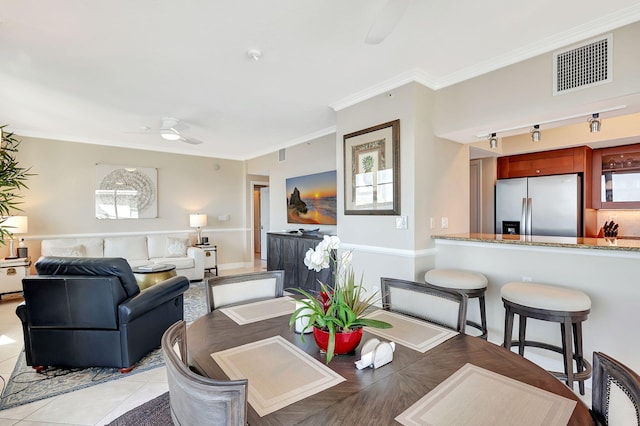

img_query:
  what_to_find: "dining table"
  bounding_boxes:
[186,297,595,425]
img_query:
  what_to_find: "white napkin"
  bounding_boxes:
[355,338,396,370]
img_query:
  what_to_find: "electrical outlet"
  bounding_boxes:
[522,276,533,282]
[441,217,449,229]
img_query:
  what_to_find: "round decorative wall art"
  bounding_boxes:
[95,165,158,219]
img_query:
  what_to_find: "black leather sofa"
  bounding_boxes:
[16,257,190,371]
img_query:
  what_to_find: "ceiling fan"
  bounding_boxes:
[129,117,203,145]
[365,0,411,45]
[158,117,203,145]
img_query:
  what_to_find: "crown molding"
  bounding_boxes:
[245,125,337,161]
[329,68,438,112]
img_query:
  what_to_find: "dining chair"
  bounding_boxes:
[591,351,640,426]
[380,277,468,333]
[162,320,248,426]
[205,270,285,311]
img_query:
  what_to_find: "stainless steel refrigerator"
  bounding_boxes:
[495,173,582,237]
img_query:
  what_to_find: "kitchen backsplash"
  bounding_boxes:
[597,210,640,237]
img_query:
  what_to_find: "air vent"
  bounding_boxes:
[553,34,612,95]
[278,148,286,162]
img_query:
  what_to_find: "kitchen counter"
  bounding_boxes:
[432,232,640,253]
[430,232,640,378]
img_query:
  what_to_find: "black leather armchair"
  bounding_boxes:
[16,257,190,371]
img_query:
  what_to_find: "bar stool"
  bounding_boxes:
[425,269,488,339]
[501,281,592,394]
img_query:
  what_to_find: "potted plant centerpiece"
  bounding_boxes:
[289,236,391,363]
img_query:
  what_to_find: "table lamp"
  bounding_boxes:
[189,213,207,245]
[2,215,28,259]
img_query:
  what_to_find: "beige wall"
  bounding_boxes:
[247,133,337,235]
[335,82,469,290]
[435,22,640,144]
[13,136,249,269]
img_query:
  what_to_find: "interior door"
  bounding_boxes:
[259,187,270,260]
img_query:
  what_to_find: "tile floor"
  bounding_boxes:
[0,260,265,426]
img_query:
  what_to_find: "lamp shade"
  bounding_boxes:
[2,216,28,234]
[189,213,207,228]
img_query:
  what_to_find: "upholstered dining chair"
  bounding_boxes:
[380,277,468,333]
[162,320,248,426]
[205,270,285,311]
[591,351,640,426]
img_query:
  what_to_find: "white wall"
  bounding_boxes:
[15,136,249,267]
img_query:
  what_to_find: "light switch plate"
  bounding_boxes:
[395,216,408,229]
[441,217,449,229]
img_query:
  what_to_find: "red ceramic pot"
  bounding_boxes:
[312,327,363,355]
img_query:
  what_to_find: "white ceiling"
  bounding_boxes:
[2,0,640,160]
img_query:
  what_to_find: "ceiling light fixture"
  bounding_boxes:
[160,128,181,141]
[489,133,498,149]
[531,124,541,142]
[589,113,601,133]
[247,49,262,61]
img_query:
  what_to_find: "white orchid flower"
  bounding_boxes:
[323,235,341,251]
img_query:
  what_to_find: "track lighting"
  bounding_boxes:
[589,113,601,133]
[489,133,498,149]
[531,125,541,142]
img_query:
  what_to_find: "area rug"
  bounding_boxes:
[0,280,207,411]
[107,392,172,426]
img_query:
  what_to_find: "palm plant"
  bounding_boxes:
[0,125,33,242]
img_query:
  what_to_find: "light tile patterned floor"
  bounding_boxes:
[0,260,265,425]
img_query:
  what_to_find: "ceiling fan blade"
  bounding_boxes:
[179,136,203,145]
[365,0,410,45]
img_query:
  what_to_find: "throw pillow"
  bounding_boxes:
[165,237,188,257]
[48,244,86,257]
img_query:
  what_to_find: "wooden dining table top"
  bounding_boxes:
[186,305,595,425]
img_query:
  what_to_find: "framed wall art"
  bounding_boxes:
[343,119,400,215]
[286,170,337,225]
[95,164,158,219]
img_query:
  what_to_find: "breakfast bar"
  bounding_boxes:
[431,233,640,377]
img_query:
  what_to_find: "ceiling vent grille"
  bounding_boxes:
[553,34,612,95]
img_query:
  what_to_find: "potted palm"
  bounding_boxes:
[289,236,391,363]
[0,126,33,243]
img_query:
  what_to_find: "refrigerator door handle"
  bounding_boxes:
[526,198,533,235]
[521,198,527,235]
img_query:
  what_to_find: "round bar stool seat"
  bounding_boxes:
[501,281,592,395]
[425,269,488,339]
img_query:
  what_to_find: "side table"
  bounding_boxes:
[0,257,31,299]
[132,264,177,290]
[196,245,218,276]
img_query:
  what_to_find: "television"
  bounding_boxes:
[286,170,337,225]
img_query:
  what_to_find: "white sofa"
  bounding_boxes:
[40,234,205,281]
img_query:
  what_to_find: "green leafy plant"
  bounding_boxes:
[0,125,33,243]
[289,236,391,363]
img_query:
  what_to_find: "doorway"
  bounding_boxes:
[470,160,482,233]
[252,184,269,261]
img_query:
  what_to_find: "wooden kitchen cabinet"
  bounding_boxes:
[497,146,592,208]
[592,143,640,209]
[267,232,334,293]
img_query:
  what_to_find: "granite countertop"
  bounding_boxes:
[431,233,640,252]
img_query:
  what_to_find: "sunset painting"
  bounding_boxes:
[286,170,337,225]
